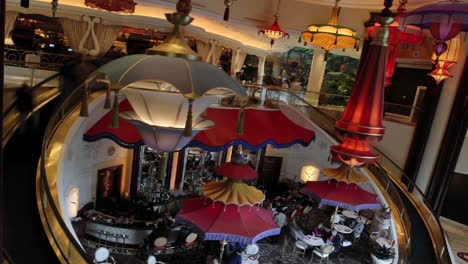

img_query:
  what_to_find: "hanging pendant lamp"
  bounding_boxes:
[402,0,468,83]
[258,0,290,47]
[325,0,394,183]
[85,0,246,152]
[300,0,360,56]
[224,0,233,21]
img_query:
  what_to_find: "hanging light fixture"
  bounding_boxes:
[402,0,468,83]
[428,34,461,83]
[367,0,425,87]
[324,0,393,183]
[224,0,233,21]
[119,81,232,152]
[88,0,246,152]
[300,0,360,56]
[258,0,290,47]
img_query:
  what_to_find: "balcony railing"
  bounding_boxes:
[36,80,449,264]
[247,85,451,264]
[4,48,77,71]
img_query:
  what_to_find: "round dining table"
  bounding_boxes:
[303,235,325,247]
[376,237,393,248]
[333,224,353,234]
[342,210,358,219]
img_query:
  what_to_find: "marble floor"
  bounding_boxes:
[440,217,468,264]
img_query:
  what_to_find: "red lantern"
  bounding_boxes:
[428,35,461,83]
[330,136,379,166]
[334,43,388,140]
[430,17,463,59]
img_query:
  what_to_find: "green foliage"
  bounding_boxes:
[321,54,360,106]
[281,47,314,87]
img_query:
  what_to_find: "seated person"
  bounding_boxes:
[290,205,304,220]
[313,223,327,238]
[226,249,243,264]
[353,217,366,239]
[273,208,287,228]
[176,226,192,245]
[326,229,343,251]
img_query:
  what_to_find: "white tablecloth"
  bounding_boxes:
[303,235,324,247]
[342,210,358,219]
[376,237,393,248]
[334,224,353,234]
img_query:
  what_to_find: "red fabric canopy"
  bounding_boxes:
[83,101,316,151]
[84,100,142,148]
[215,162,258,180]
[302,179,381,211]
[190,107,315,151]
[176,197,280,244]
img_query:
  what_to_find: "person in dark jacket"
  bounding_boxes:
[226,249,243,264]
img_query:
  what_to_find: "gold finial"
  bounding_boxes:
[146,0,201,60]
[176,0,192,15]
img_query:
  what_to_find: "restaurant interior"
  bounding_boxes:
[2,0,468,263]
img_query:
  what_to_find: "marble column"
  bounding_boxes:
[231,48,240,77]
[305,48,327,106]
[270,56,282,78]
[257,55,266,85]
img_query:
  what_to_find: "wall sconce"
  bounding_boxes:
[68,187,80,218]
[300,165,320,183]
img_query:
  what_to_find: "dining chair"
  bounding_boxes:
[292,240,308,258]
[311,245,334,264]
[93,247,115,264]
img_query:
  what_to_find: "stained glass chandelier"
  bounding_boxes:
[300,0,360,56]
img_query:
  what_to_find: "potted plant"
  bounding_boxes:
[371,243,394,264]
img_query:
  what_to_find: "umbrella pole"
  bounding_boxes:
[219,239,227,264]
[331,206,338,229]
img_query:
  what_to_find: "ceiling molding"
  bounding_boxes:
[7,0,365,57]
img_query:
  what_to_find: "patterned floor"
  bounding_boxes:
[257,236,372,264]
[84,234,373,263]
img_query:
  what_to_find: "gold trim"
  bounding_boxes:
[146,12,202,61]
[38,92,106,263]
[363,167,409,262]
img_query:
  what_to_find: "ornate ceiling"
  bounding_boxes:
[6,0,441,56]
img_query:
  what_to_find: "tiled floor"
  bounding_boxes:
[440,217,468,264]
[257,236,372,264]
[85,235,373,264]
